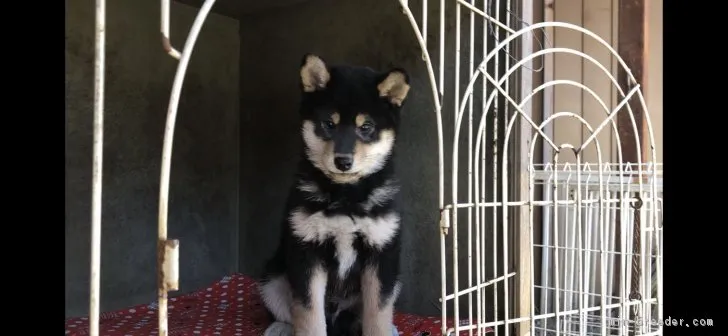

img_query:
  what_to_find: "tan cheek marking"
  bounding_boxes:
[355,114,367,127]
[331,112,340,125]
[352,129,394,170]
[379,129,395,141]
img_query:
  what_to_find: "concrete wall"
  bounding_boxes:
[65,0,240,317]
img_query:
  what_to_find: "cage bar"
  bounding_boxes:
[89,0,106,334]
[161,0,181,59]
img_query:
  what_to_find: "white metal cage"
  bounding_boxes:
[85,0,662,335]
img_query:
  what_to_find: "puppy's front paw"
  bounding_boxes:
[263,321,294,336]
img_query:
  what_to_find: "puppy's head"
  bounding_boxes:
[298,54,411,184]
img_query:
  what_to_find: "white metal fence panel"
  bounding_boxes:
[399,0,662,335]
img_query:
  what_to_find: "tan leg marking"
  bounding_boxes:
[291,265,328,336]
[361,265,400,336]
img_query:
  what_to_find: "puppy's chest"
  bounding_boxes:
[290,209,399,249]
[289,208,400,278]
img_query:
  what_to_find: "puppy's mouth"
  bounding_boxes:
[324,170,362,184]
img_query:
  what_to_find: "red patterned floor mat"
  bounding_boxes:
[65,274,493,335]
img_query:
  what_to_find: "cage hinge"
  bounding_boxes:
[160,239,180,292]
[440,208,450,235]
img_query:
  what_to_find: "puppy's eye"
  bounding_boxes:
[359,122,374,134]
[322,120,336,130]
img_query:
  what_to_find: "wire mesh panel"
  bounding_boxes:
[398,0,662,335]
[532,163,662,336]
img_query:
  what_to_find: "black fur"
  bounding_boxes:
[259,55,410,336]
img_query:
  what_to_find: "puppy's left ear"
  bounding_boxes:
[377,68,411,107]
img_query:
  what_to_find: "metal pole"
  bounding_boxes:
[89,0,106,333]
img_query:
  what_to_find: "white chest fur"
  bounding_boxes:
[289,207,400,279]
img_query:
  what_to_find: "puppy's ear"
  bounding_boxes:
[377,68,411,107]
[300,54,330,92]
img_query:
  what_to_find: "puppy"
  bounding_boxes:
[258,54,411,336]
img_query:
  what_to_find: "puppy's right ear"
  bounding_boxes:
[300,54,330,92]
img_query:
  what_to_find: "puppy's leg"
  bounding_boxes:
[260,275,293,323]
[291,264,328,336]
[361,265,401,336]
[263,322,294,336]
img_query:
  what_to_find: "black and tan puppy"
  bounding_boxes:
[259,54,411,336]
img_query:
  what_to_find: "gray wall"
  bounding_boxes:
[65,0,240,317]
[238,0,499,316]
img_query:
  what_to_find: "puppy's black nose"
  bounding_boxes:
[334,156,353,171]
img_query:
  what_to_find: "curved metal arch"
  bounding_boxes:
[455,47,648,207]
[397,5,450,331]
[399,1,446,210]
[453,56,656,285]
[467,18,658,180]
[439,16,660,177]
[156,0,217,335]
[523,112,607,177]
[457,47,638,154]
[522,79,624,162]
[470,90,613,244]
